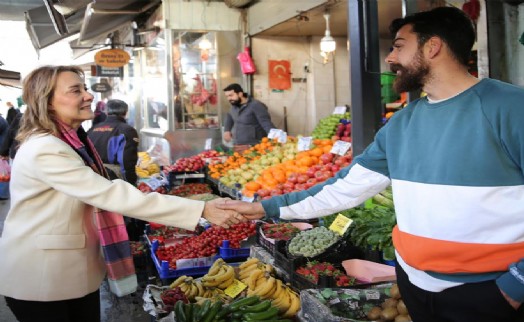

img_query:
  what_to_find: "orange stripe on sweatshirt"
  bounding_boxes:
[393,226,524,273]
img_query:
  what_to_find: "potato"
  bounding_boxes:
[390,283,401,299]
[395,314,411,322]
[397,299,409,315]
[382,298,399,309]
[367,306,382,321]
[380,307,399,321]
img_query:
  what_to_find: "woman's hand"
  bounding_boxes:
[215,199,266,220]
[202,198,246,228]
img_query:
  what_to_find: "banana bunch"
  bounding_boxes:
[237,257,274,283]
[135,152,160,177]
[169,275,203,301]
[270,284,301,318]
[201,258,236,290]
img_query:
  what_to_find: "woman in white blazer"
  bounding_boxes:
[0,65,243,322]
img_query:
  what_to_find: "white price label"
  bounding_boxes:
[277,131,287,143]
[297,136,312,151]
[332,106,347,115]
[241,195,255,202]
[267,128,281,139]
[204,138,213,150]
[330,140,352,156]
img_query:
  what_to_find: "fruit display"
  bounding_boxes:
[135,151,161,178]
[287,226,340,257]
[237,257,301,318]
[311,112,351,140]
[160,286,188,312]
[154,222,256,269]
[168,183,212,197]
[163,155,206,173]
[295,260,356,287]
[261,223,301,240]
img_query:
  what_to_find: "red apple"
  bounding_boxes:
[282,181,295,190]
[297,174,309,184]
[319,153,334,164]
[287,173,298,184]
[270,188,283,196]
[257,188,270,197]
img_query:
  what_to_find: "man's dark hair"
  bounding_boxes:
[106,99,128,117]
[389,6,475,66]
[223,83,244,94]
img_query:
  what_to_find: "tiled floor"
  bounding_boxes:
[0,199,152,322]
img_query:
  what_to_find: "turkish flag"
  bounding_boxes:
[268,60,291,90]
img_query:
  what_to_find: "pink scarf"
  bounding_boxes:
[55,119,137,296]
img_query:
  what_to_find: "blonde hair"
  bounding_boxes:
[16,65,85,143]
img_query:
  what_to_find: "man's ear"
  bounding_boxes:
[426,37,443,59]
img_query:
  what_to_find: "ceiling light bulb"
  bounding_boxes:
[320,12,336,54]
[199,37,212,50]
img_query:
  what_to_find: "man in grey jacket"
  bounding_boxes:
[223,83,275,149]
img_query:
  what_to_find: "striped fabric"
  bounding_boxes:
[56,119,137,296]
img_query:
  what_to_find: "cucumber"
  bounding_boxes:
[373,193,394,208]
[243,306,279,321]
[195,299,211,321]
[240,299,272,313]
[229,295,260,312]
[174,301,186,322]
[201,301,222,322]
[184,302,194,322]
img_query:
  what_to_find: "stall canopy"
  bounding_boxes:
[0,68,21,88]
[24,0,160,55]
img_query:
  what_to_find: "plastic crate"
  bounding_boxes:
[150,239,213,283]
[218,240,250,261]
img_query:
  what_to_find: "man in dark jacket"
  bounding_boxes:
[88,99,139,185]
[5,101,20,126]
[88,99,143,240]
[223,84,276,149]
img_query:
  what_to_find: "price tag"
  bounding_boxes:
[145,178,163,191]
[277,131,287,143]
[224,279,247,298]
[267,128,281,139]
[330,140,352,156]
[204,138,213,150]
[297,136,312,151]
[332,106,347,115]
[329,213,353,236]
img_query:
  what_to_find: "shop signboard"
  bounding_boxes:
[90,82,112,93]
[95,65,124,78]
[94,49,130,68]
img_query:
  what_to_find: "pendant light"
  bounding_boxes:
[320,11,336,60]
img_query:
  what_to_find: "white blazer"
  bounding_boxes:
[0,134,204,301]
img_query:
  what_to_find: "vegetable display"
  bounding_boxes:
[287,226,340,257]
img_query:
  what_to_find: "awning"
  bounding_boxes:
[25,4,83,51]
[78,0,161,45]
[0,68,22,88]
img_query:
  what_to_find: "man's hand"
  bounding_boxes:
[223,131,232,142]
[202,198,246,229]
[216,199,266,220]
[500,289,521,310]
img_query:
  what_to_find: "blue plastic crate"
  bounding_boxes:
[218,240,250,261]
[150,240,212,281]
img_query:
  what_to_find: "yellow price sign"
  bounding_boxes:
[224,279,247,298]
[329,214,353,236]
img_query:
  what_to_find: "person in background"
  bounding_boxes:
[5,101,20,126]
[0,65,244,322]
[88,98,143,240]
[223,83,276,151]
[91,100,107,128]
[0,113,8,150]
[219,7,524,322]
[0,112,22,161]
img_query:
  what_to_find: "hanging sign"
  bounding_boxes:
[94,49,130,68]
[96,66,124,78]
[90,82,112,93]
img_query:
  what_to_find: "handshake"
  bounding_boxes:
[202,198,267,228]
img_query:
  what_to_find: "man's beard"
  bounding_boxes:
[390,50,430,93]
[229,98,241,106]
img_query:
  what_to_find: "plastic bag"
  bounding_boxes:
[237,47,256,74]
[0,159,10,182]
